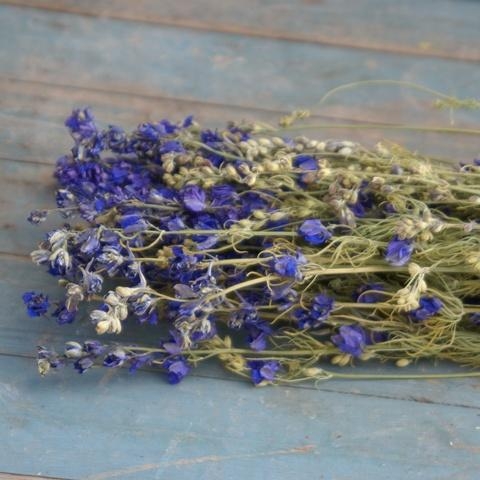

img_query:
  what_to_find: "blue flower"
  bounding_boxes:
[293,155,317,170]
[80,268,103,294]
[118,213,148,234]
[294,293,334,329]
[299,219,331,245]
[273,251,307,280]
[354,283,385,304]
[83,340,105,356]
[183,115,194,128]
[103,348,128,368]
[163,357,190,384]
[180,184,207,212]
[52,303,77,325]
[79,230,101,255]
[385,236,414,266]
[160,140,185,155]
[136,122,161,142]
[162,330,184,355]
[129,354,153,374]
[65,107,97,141]
[210,184,238,207]
[247,360,280,385]
[312,293,335,321]
[74,357,94,374]
[22,291,50,317]
[331,325,367,357]
[470,313,480,326]
[27,209,48,225]
[37,346,63,369]
[409,297,443,322]
[103,125,129,153]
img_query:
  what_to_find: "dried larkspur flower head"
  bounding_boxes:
[22,107,480,386]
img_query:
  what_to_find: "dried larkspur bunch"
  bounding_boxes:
[24,108,480,386]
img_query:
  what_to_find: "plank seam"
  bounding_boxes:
[0,471,74,480]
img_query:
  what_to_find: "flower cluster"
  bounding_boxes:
[23,108,480,385]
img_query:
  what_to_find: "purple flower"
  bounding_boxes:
[83,340,105,356]
[160,140,185,155]
[162,330,184,355]
[80,268,103,294]
[354,283,385,304]
[52,303,77,325]
[409,297,443,322]
[273,251,307,280]
[74,357,94,374]
[27,209,48,225]
[331,325,367,357]
[294,155,317,170]
[79,230,101,255]
[22,291,50,317]
[210,184,238,206]
[248,331,268,351]
[299,219,331,246]
[294,294,335,329]
[385,236,414,266]
[103,349,128,368]
[247,360,280,385]
[312,293,335,321]
[65,107,97,141]
[470,313,480,326]
[118,213,148,234]
[163,357,190,384]
[183,115,194,128]
[129,354,153,373]
[180,184,207,212]
[136,122,161,142]
[37,346,63,369]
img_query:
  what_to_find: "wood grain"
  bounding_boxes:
[1,4,480,479]
[0,5,479,127]
[1,77,479,170]
[0,354,479,480]
[1,0,479,62]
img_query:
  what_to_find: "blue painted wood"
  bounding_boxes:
[1,2,480,479]
[0,5,479,127]
[1,354,480,480]
[3,0,480,62]
[1,78,480,169]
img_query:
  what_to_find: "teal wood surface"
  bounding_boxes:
[0,2,479,479]
[1,354,480,480]
[2,0,480,62]
[0,5,479,125]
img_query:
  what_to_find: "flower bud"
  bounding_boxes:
[302,367,325,377]
[95,320,111,335]
[64,341,84,359]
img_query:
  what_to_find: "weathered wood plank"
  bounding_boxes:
[0,5,479,127]
[0,160,55,255]
[1,0,479,62]
[0,354,479,480]
[0,78,479,170]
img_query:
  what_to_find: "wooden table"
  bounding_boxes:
[1,2,479,479]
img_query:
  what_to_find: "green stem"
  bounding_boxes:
[269,122,480,136]
[328,370,480,380]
